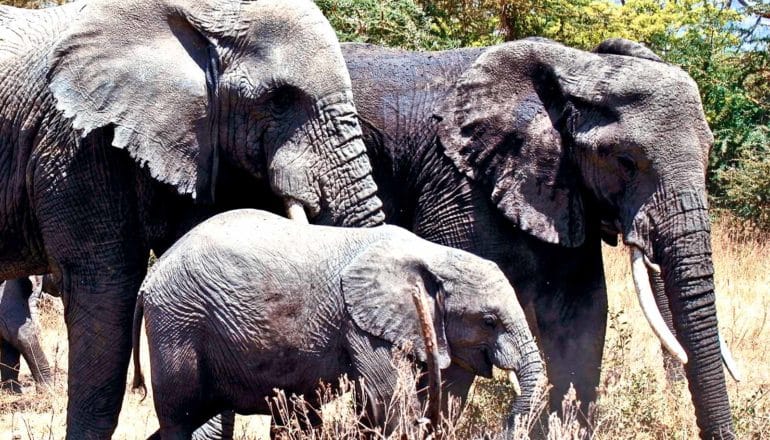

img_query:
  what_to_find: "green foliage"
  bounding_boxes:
[316,0,445,50]
[716,138,770,231]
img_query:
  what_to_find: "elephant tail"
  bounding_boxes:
[131,291,147,400]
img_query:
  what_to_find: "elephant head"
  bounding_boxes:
[437,38,732,438]
[48,0,383,227]
[341,235,544,418]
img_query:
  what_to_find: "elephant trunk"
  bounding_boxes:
[507,341,545,422]
[639,190,734,439]
[495,331,545,432]
[316,99,385,228]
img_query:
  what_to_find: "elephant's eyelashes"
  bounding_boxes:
[483,314,497,329]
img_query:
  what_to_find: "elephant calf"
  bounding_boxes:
[0,277,57,393]
[131,209,543,438]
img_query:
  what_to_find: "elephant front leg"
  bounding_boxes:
[63,270,145,438]
[532,244,607,430]
[536,296,606,424]
[435,363,475,416]
[0,339,22,393]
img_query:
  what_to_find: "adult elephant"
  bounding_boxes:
[0,0,383,437]
[343,38,734,439]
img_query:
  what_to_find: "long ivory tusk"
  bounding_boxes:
[507,370,521,397]
[285,199,309,224]
[630,247,689,364]
[720,335,742,382]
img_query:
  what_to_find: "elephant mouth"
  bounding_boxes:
[452,351,522,396]
[450,352,492,378]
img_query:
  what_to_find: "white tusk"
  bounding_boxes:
[643,254,661,274]
[285,199,309,224]
[720,335,742,382]
[630,247,688,364]
[507,370,521,397]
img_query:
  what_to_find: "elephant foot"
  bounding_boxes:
[0,379,22,394]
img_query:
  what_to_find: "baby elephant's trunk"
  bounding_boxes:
[131,292,147,399]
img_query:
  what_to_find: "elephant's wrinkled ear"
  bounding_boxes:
[48,1,225,202]
[436,41,585,247]
[342,239,451,369]
[592,38,663,62]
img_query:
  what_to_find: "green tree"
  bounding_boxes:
[316,0,445,50]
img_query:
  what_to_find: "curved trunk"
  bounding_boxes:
[508,342,545,421]
[494,332,545,433]
[647,194,734,439]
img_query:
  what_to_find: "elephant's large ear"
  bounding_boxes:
[48,0,231,202]
[341,239,451,369]
[436,40,585,247]
[592,38,663,62]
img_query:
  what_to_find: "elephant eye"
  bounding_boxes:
[483,314,497,329]
[269,86,297,115]
[617,155,637,177]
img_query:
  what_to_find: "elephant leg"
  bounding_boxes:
[0,339,22,393]
[649,271,685,383]
[191,411,235,440]
[33,128,153,437]
[532,240,607,429]
[536,291,606,425]
[62,270,145,437]
[345,325,407,434]
[439,364,475,416]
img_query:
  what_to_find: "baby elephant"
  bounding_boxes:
[132,209,543,438]
[0,276,56,393]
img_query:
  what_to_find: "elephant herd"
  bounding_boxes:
[0,0,738,439]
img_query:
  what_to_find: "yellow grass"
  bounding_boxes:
[1,219,768,439]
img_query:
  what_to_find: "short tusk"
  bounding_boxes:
[285,199,309,224]
[630,247,688,364]
[643,254,661,274]
[507,370,521,397]
[720,335,742,382]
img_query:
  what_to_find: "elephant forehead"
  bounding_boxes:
[238,0,352,97]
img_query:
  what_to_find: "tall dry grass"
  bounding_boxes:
[1,219,768,439]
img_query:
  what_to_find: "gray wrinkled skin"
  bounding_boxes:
[0,277,53,394]
[0,1,383,437]
[343,38,732,439]
[131,210,543,438]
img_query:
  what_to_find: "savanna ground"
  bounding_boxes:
[1,216,768,439]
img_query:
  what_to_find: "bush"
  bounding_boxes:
[715,132,770,231]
